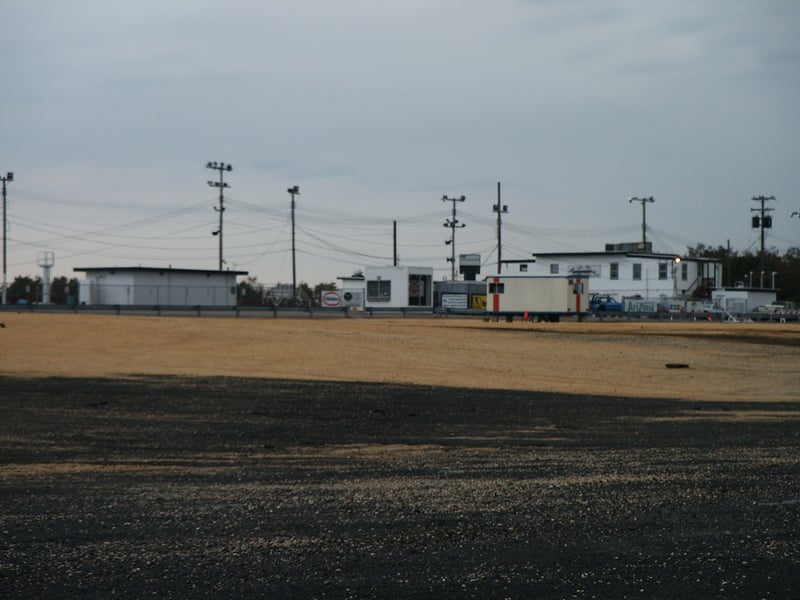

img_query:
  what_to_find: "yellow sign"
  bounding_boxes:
[472,294,487,310]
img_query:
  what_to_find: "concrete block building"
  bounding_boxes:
[75,266,247,307]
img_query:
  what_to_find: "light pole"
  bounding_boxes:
[493,182,508,273]
[629,196,654,250]
[1,171,13,305]
[207,161,232,270]
[288,186,300,300]
[672,256,681,295]
[442,195,466,280]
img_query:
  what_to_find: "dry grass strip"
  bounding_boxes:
[1,313,798,402]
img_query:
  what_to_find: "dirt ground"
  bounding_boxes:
[1,314,799,598]
[1,312,799,402]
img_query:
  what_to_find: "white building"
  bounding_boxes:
[364,266,433,309]
[336,273,366,310]
[75,267,247,307]
[711,285,776,313]
[333,266,433,310]
[502,250,723,303]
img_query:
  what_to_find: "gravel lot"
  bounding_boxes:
[1,375,798,598]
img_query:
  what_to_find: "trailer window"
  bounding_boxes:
[573,282,584,294]
[488,283,505,294]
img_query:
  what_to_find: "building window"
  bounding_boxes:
[519,264,528,272]
[367,279,391,302]
[632,263,642,281]
[488,282,505,294]
[658,263,668,280]
[681,262,688,281]
[609,263,619,280]
[550,264,559,274]
[408,274,430,306]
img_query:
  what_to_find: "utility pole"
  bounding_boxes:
[288,185,300,300]
[726,239,732,288]
[751,195,775,275]
[207,162,232,270]
[442,195,466,280]
[393,220,398,267]
[628,196,654,251]
[493,181,508,273]
[1,171,13,305]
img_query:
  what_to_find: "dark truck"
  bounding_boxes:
[589,294,623,314]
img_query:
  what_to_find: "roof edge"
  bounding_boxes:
[74,266,249,275]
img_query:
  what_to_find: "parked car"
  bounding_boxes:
[754,301,796,313]
[689,302,724,314]
[589,294,623,313]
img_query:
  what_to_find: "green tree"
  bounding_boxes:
[49,276,79,305]
[237,276,264,306]
[313,282,338,302]
[687,244,800,302]
[7,276,41,305]
[50,276,69,304]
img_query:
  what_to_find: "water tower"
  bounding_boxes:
[38,251,54,304]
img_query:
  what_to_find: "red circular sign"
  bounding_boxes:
[321,291,341,307]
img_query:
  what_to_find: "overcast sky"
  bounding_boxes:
[2,0,799,286]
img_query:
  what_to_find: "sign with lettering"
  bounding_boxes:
[442,294,468,309]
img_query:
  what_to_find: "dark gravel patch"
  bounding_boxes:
[1,375,798,599]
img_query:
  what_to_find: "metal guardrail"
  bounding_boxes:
[1,303,797,322]
[0,303,448,319]
[591,310,800,323]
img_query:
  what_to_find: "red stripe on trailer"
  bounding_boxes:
[575,278,581,312]
[493,277,500,312]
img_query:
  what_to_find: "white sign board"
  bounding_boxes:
[441,294,468,309]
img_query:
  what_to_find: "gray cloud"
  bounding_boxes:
[2,0,798,284]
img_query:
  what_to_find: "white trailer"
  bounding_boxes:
[486,275,589,322]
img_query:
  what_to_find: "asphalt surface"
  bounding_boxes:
[1,376,798,599]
